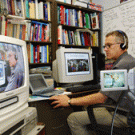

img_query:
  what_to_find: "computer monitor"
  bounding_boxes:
[100,69,128,91]
[0,35,29,124]
[53,47,93,86]
[128,67,135,94]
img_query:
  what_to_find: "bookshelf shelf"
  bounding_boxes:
[29,62,52,69]
[58,44,91,48]
[60,24,101,32]
[26,18,52,23]
[56,1,101,13]
[26,41,52,44]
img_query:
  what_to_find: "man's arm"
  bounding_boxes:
[50,92,108,108]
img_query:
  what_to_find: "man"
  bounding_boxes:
[49,30,135,135]
[5,47,24,91]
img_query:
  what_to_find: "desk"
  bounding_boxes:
[28,95,74,135]
[28,89,99,135]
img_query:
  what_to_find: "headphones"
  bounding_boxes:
[12,47,18,60]
[116,30,127,50]
[14,54,18,60]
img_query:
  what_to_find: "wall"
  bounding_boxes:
[92,0,122,10]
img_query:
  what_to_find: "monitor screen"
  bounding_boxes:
[65,52,91,76]
[29,74,48,91]
[53,47,93,85]
[0,42,24,92]
[100,69,128,91]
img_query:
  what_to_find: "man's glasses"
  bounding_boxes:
[103,43,120,49]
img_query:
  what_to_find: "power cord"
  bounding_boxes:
[110,91,126,135]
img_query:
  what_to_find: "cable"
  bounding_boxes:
[110,91,126,135]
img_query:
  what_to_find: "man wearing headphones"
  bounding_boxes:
[5,47,24,92]
[50,30,135,135]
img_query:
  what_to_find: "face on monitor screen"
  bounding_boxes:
[0,42,24,93]
[100,70,128,91]
[65,52,91,76]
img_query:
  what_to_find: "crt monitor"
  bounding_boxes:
[53,47,93,85]
[0,35,29,125]
[100,69,128,92]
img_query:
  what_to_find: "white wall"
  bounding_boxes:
[92,0,120,10]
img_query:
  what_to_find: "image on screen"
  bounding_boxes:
[0,42,24,92]
[65,53,90,76]
[103,72,126,88]
[30,75,48,90]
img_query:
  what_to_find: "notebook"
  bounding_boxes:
[29,74,64,97]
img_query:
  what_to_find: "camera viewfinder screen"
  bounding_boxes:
[65,53,90,76]
[103,72,126,88]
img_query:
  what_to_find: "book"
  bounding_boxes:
[25,21,31,40]
[88,2,102,11]
[80,32,85,46]
[60,5,64,24]
[25,0,30,18]
[7,23,13,37]
[43,45,47,63]
[76,31,81,45]
[1,15,6,35]
[29,0,35,19]
[16,0,24,17]
[47,45,49,63]
[72,0,87,8]
[87,32,92,46]
[90,12,99,29]
[7,0,12,15]
[11,0,15,15]
[16,24,20,39]
[78,10,83,27]
[65,8,68,25]
[92,31,99,47]
[5,20,7,36]
[74,31,78,45]
[46,2,51,21]
[44,2,48,21]
[2,0,8,14]
[85,13,91,29]
[74,9,78,27]
[22,25,26,40]
[82,12,86,28]
[38,1,44,20]
[27,43,31,63]
[57,6,60,24]
[46,23,50,42]
[35,0,39,19]
[57,25,62,44]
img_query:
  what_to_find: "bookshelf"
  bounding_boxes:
[0,0,55,70]
[53,1,102,59]
[24,0,54,69]
[0,0,104,74]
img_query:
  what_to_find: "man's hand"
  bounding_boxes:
[49,95,70,108]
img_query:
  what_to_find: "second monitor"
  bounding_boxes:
[53,47,93,86]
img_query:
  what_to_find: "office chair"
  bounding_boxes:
[87,102,135,135]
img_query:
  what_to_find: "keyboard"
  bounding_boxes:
[66,84,101,93]
[33,90,65,97]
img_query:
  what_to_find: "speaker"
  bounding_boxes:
[116,30,127,50]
